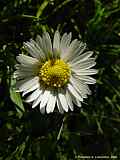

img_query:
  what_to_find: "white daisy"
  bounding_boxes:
[14,31,97,114]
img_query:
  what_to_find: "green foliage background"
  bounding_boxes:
[0,0,120,159]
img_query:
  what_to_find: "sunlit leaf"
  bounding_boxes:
[10,77,25,117]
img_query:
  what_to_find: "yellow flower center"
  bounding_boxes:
[39,59,71,88]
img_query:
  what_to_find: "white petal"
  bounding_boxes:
[77,42,87,55]
[71,59,96,70]
[25,88,41,102]
[46,91,56,113]
[75,75,96,84]
[57,99,64,114]
[69,39,78,52]
[86,85,91,95]
[14,70,35,79]
[23,42,41,59]
[17,76,39,92]
[15,64,36,72]
[36,35,44,51]
[74,81,92,96]
[60,32,72,59]
[60,48,69,59]
[72,95,82,107]
[15,63,38,72]
[65,90,74,111]
[15,71,36,79]
[60,33,67,48]
[67,83,83,101]
[73,69,98,75]
[58,89,68,112]
[64,41,86,62]
[32,93,42,108]
[67,90,82,107]
[40,105,45,114]
[42,32,52,57]
[44,32,52,52]
[16,54,39,65]
[16,78,31,89]
[66,32,72,47]
[70,75,90,98]
[70,51,93,64]
[30,39,45,59]
[53,30,60,50]
[60,32,72,49]
[22,83,40,96]
[72,41,86,56]
[61,39,78,61]
[40,90,50,109]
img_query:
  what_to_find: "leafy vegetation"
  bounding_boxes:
[0,0,120,159]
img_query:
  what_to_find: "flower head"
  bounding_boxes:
[14,31,97,113]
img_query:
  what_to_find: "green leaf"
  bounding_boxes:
[10,77,25,117]
[96,119,103,134]
[36,0,49,18]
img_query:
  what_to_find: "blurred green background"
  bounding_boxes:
[0,0,120,159]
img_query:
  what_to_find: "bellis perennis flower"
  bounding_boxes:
[14,31,97,114]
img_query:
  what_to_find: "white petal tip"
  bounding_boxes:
[32,105,37,109]
[16,90,20,93]
[40,107,45,114]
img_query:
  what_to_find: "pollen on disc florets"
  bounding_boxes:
[39,59,71,88]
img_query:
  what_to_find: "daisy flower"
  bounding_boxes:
[14,31,97,114]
